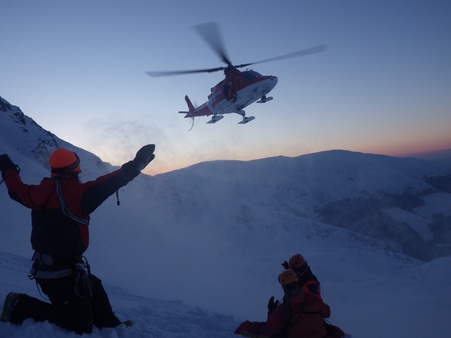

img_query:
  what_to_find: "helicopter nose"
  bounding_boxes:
[269,76,278,89]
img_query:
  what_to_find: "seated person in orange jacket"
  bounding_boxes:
[267,253,323,314]
[235,269,330,338]
[284,253,321,298]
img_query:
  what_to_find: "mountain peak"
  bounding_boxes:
[0,96,111,179]
[0,96,14,112]
[0,96,59,167]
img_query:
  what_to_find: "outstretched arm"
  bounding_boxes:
[80,144,155,214]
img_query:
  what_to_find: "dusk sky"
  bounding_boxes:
[2,0,450,175]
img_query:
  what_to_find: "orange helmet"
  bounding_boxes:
[289,254,306,270]
[49,148,80,176]
[278,269,298,286]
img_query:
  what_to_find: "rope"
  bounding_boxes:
[54,178,90,225]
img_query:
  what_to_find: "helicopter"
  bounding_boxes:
[147,22,326,127]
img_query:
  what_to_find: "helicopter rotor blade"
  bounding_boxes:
[146,66,226,77]
[235,44,327,69]
[192,22,233,67]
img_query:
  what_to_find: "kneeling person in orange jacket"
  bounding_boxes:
[0,145,155,334]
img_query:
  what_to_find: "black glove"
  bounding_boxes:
[281,260,290,269]
[133,144,155,171]
[267,296,279,315]
[0,154,19,178]
[121,144,155,180]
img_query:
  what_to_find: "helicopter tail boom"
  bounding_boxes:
[178,95,195,117]
[178,95,213,118]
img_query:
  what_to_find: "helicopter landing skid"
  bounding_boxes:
[257,96,273,103]
[238,116,255,124]
[207,114,224,124]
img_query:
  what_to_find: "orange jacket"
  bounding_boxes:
[235,288,330,338]
[4,168,132,258]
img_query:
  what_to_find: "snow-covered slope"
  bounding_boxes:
[154,151,451,260]
[1,240,451,337]
[0,251,238,338]
[1,96,451,337]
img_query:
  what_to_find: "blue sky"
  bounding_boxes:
[2,0,450,174]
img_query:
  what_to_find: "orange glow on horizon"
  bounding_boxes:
[356,137,451,158]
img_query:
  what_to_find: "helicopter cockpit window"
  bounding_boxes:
[243,70,262,81]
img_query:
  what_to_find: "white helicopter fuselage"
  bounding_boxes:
[208,75,278,115]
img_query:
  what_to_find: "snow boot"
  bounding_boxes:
[1,292,22,322]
